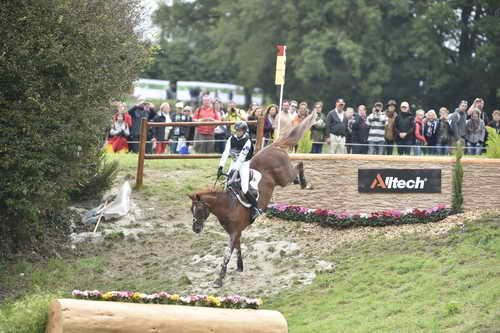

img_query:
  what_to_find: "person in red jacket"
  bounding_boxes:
[192,94,221,153]
[414,109,427,155]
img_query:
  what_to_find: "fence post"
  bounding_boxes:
[136,117,148,189]
[255,116,265,152]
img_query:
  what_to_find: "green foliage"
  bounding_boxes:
[485,126,500,158]
[452,141,464,211]
[69,150,119,201]
[0,0,150,256]
[267,213,500,332]
[296,130,312,153]
[148,0,500,109]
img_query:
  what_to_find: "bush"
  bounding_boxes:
[0,0,150,256]
[485,126,500,158]
[296,130,312,153]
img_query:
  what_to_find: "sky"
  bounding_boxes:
[140,0,163,40]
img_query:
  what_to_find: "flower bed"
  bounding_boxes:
[266,203,457,228]
[72,290,262,309]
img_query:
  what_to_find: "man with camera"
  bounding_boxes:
[128,99,155,153]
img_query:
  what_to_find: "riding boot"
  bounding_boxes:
[245,192,262,223]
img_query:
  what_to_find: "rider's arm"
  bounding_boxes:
[219,137,231,168]
[231,139,251,171]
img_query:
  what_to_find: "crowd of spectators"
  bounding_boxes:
[106,95,500,156]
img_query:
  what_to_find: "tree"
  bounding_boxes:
[148,0,500,110]
[0,0,150,255]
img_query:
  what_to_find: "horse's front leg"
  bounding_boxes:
[214,234,235,288]
[235,234,243,272]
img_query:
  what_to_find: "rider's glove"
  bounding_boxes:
[217,166,223,178]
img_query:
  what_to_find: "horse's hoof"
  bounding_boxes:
[214,279,223,288]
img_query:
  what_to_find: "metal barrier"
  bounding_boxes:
[136,117,265,188]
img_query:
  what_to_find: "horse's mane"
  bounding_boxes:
[271,110,317,149]
[192,186,225,196]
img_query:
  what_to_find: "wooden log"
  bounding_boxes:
[46,299,288,333]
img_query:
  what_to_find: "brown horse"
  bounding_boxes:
[188,111,317,287]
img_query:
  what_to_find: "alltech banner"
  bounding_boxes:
[358,169,441,193]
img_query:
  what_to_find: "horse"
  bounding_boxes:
[188,110,317,287]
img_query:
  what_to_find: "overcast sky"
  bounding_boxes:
[141,0,162,40]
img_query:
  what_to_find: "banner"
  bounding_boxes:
[275,45,286,85]
[358,169,442,193]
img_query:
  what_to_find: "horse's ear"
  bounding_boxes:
[187,194,194,201]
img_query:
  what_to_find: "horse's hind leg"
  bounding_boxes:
[292,162,307,189]
[215,234,235,287]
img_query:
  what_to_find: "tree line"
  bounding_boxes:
[144,0,500,112]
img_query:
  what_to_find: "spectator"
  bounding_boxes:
[213,99,228,154]
[436,107,451,155]
[173,101,184,120]
[465,109,485,155]
[192,95,221,153]
[289,100,298,117]
[183,106,196,152]
[345,107,355,154]
[169,105,193,154]
[128,100,154,153]
[384,100,398,155]
[350,105,370,154]
[414,109,427,155]
[293,102,309,126]
[259,106,273,144]
[151,102,172,154]
[449,100,468,150]
[367,101,387,155]
[394,101,415,155]
[423,109,439,155]
[225,100,247,133]
[467,97,490,124]
[326,98,348,154]
[265,104,278,141]
[488,110,500,135]
[310,101,328,154]
[106,113,130,153]
[112,103,132,128]
[276,99,294,139]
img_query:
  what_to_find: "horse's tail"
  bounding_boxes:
[271,110,318,149]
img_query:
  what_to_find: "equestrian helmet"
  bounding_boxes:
[234,121,248,133]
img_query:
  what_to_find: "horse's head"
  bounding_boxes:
[188,193,210,233]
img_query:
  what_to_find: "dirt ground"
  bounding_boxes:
[77,174,490,298]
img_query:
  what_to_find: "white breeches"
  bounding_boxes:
[230,160,250,194]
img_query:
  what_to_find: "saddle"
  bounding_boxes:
[227,169,262,208]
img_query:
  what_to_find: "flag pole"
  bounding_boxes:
[275,45,287,140]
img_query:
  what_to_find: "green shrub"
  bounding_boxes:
[485,126,500,158]
[0,0,150,257]
[296,130,312,153]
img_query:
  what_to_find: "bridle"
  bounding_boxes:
[192,199,210,224]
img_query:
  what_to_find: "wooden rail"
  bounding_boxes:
[136,118,265,188]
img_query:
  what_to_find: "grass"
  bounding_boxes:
[266,213,500,332]
[1,154,498,333]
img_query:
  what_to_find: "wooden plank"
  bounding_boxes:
[288,153,500,165]
[255,116,265,152]
[148,120,258,127]
[144,154,221,159]
[46,299,288,333]
[135,118,148,189]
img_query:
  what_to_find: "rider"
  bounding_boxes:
[217,121,263,221]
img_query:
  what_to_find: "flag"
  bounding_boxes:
[275,45,287,85]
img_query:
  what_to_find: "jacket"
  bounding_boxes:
[350,114,370,144]
[394,112,415,141]
[448,109,467,141]
[326,109,348,137]
[465,119,485,144]
[310,112,328,142]
[414,118,427,144]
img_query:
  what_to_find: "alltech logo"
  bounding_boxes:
[358,169,441,193]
